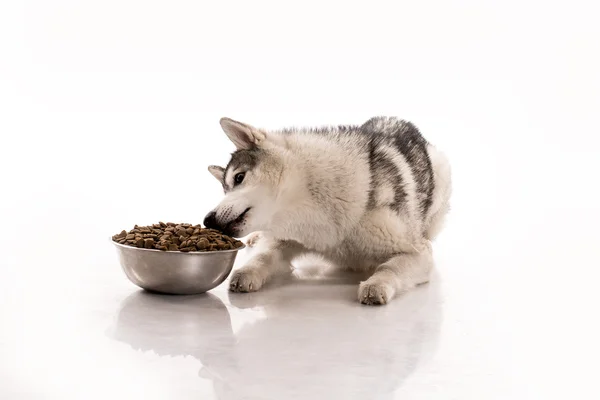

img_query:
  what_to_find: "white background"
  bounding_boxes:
[1,1,600,399]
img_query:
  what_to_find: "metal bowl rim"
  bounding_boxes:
[111,238,246,254]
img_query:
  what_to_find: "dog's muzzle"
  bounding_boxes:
[203,208,251,237]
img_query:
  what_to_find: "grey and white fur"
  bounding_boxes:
[204,117,451,305]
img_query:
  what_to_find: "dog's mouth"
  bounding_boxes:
[233,207,251,224]
[224,207,251,236]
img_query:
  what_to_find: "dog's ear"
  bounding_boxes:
[219,117,266,150]
[208,165,225,182]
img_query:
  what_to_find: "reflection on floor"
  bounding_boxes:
[110,271,442,399]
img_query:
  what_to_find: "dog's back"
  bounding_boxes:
[277,116,451,245]
[359,117,451,241]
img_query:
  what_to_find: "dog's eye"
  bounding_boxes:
[234,172,245,185]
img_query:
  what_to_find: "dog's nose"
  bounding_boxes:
[203,211,219,230]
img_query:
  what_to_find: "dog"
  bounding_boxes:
[204,117,451,305]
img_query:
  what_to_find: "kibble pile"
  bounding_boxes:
[112,222,244,252]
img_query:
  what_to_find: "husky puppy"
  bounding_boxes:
[204,117,451,305]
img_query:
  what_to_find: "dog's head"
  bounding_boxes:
[204,118,284,238]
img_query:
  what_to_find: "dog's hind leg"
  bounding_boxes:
[229,239,306,293]
[358,242,433,305]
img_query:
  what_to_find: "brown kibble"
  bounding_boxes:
[113,222,244,253]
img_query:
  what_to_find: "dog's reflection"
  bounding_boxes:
[111,276,442,400]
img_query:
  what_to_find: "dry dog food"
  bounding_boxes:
[112,222,244,252]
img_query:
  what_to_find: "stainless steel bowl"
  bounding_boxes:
[113,241,244,295]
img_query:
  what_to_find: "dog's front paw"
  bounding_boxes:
[229,268,263,293]
[358,281,393,305]
[245,232,262,248]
